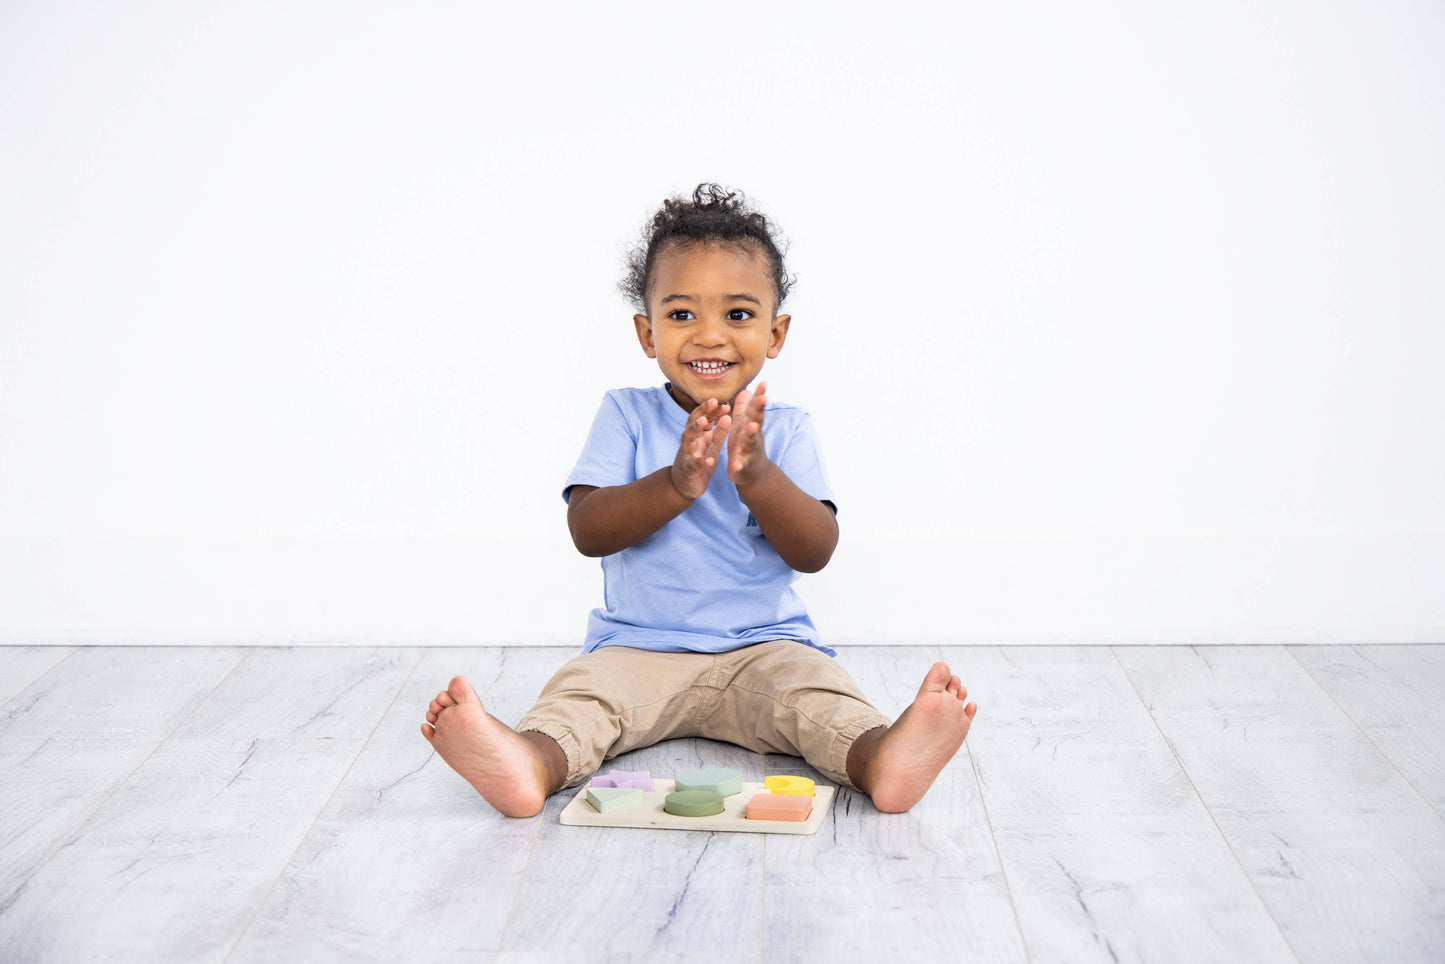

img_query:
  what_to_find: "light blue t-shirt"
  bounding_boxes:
[563,385,837,657]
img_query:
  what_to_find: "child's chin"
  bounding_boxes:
[677,377,727,399]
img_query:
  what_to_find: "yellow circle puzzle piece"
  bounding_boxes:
[763,775,816,797]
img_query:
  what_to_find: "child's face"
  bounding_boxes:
[633,242,791,412]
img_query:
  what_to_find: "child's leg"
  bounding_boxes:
[706,641,977,813]
[702,641,891,787]
[422,647,711,817]
[514,647,711,788]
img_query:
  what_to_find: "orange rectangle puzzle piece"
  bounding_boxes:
[745,792,813,822]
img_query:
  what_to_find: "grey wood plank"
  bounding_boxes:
[951,645,1293,963]
[499,788,765,961]
[832,644,944,719]
[0,646,75,706]
[496,721,770,960]
[764,768,1025,960]
[0,647,418,963]
[1117,645,1445,964]
[1290,644,1445,815]
[0,646,245,905]
[230,647,568,960]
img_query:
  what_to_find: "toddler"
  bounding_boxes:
[422,184,976,816]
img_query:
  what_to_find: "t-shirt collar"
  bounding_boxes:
[658,383,693,429]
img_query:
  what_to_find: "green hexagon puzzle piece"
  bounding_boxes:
[674,767,742,797]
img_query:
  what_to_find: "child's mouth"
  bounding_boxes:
[688,361,735,379]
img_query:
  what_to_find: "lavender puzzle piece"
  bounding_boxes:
[589,769,655,791]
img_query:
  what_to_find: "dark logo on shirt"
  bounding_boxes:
[746,513,758,528]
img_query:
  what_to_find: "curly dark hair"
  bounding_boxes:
[621,183,794,314]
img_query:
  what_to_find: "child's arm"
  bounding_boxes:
[728,383,839,574]
[567,398,733,557]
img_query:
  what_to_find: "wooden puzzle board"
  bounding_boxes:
[559,780,835,835]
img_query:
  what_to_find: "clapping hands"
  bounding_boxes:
[668,382,772,500]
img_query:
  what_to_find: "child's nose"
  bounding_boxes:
[694,316,728,345]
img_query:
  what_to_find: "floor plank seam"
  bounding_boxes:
[1107,644,1304,964]
[961,646,1031,964]
[1283,644,1445,826]
[220,647,428,963]
[491,804,551,957]
[758,834,767,963]
[0,645,255,915]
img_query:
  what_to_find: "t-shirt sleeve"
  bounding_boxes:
[775,411,837,513]
[563,393,639,502]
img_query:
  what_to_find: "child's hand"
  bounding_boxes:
[670,398,731,501]
[728,382,772,488]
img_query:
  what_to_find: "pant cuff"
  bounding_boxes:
[517,718,587,789]
[823,715,890,790]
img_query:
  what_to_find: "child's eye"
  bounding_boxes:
[726,309,754,322]
[668,310,696,321]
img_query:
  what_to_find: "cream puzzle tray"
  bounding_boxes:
[559,771,834,835]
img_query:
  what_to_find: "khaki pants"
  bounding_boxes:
[517,640,891,789]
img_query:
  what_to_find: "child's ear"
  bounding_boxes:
[766,314,791,359]
[634,313,657,358]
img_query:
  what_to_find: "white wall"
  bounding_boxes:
[3,0,1442,646]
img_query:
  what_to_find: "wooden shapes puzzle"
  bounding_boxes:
[559,777,835,834]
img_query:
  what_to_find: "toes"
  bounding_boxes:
[965,702,978,720]
[448,675,480,705]
[920,662,951,694]
[431,675,479,717]
[420,722,435,742]
[946,676,962,697]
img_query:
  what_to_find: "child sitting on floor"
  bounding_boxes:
[422,184,977,816]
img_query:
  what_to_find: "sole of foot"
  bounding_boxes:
[421,675,552,818]
[864,662,977,813]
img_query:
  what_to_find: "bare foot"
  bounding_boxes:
[420,676,565,817]
[849,662,978,813]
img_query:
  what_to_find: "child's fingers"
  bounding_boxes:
[684,401,729,436]
[737,383,766,428]
[683,412,714,450]
[704,414,731,461]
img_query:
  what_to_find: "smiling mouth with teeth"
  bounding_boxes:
[688,360,735,374]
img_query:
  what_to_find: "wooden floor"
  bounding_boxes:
[1,644,1443,963]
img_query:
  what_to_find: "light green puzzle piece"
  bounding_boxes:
[674,767,743,797]
[585,786,644,814]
